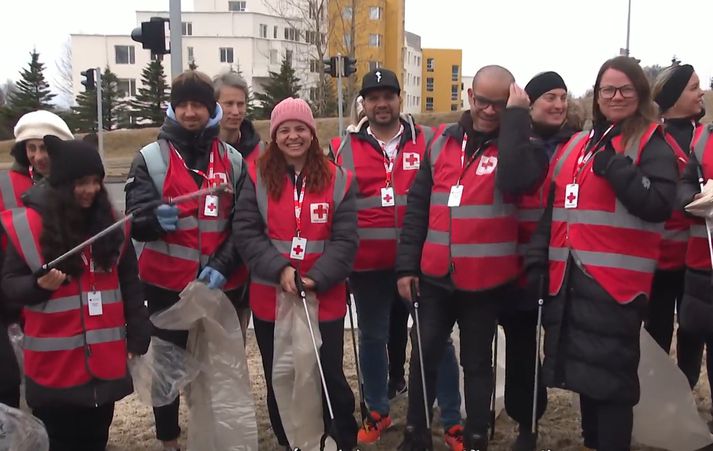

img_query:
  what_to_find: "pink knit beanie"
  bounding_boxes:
[269,97,317,139]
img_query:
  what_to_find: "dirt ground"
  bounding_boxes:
[106,330,713,451]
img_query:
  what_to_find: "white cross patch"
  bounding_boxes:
[310,203,329,223]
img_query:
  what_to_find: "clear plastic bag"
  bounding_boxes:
[128,337,201,407]
[151,281,258,451]
[0,403,48,451]
[632,328,713,450]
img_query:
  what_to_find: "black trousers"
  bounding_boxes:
[406,280,500,436]
[388,295,410,384]
[146,284,250,441]
[580,394,633,451]
[253,316,358,449]
[645,269,705,388]
[500,308,547,431]
[33,403,115,451]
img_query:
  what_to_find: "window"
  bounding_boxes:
[182,22,192,36]
[343,6,353,19]
[219,47,234,63]
[426,58,435,72]
[369,6,382,20]
[187,46,195,62]
[369,34,382,47]
[269,49,278,64]
[285,49,293,66]
[273,25,278,38]
[117,78,136,98]
[343,33,352,50]
[310,59,320,73]
[426,77,434,92]
[426,97,434,112]
[451,103,459,111]
[310,87,318,101]
[284,27,299,41]
[228,1,246,11]
[114,45,135,64]
[451,64,459,82]
[259,24,268,38]
[368,61,381,71]
[416,56,421,66]
[451,85,459,101]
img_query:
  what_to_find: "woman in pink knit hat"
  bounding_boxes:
[234,97,359,450]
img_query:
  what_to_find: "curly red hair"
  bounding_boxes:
[257,138,332,199]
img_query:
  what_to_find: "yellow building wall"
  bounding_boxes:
[421,49,463,113]
[327,0,404,87]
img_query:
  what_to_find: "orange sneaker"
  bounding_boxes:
[444,424,464,451]
[357,411,392,444]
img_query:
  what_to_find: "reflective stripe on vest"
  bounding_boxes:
[548,125,662,303]
[0,171,19,210]
[25,289,122,314]
[23,326,126,352]
[5,208,43,271]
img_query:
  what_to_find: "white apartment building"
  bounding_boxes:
[402,31,422,115]
[71,0,320,106]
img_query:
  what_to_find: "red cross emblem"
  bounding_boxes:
[292,244,304,256]
[207,203,216,212]
[310,203,329,223]
[383,192,393,203]
[476,156,497,175]
[566,192,577,203]
[403,152,420,170]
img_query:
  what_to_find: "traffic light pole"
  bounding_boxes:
[337,54,344,137]
[95,68,104,160]
[169,0,183,79]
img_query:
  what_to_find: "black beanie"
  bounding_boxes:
[525,71,568,104]
[44,135,105,187]
[170,74,217,116]
[654,64,695,113]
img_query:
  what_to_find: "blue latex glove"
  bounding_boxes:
[154,204,179,232]
[198,266,227,290]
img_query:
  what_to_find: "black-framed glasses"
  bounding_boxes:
[598,85,637,100]
[472,94,507,112]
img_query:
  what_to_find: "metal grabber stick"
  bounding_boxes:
[345,279,368,423]
[410,279,432,441]
[696,167,713,274]
[531,275,545,435]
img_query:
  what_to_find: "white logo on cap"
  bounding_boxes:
[375,71,382,83]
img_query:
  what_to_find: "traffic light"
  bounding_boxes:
[344,57,357,76]
[323,57,337,78]
[131,16,170,55]
[81,68,96,91]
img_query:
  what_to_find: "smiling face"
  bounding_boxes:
[73,174,102,208]
[531,88,568,128]
[275,120,313,164]
[362,88,401,128]
[175,100,210,132]
[25,139,50,176]
[597,68,639,123]
[468,74,510,133]
[667,72,705,119]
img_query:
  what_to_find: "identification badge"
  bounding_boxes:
[381,187,395,207]
[290,236,308,260]
[204,195,219,217]
[448,185,463,207]
[565,183,579,209]
[88,291,103,316]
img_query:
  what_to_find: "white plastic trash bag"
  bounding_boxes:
[632,328,713,450]
[685,179,713,218]
[452,324,506,419]
[151,281,258,451]
[0,403,48,451]
[128,337,202,407]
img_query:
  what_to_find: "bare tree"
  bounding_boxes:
[53,38,74,106]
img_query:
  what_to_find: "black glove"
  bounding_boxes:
[592,146,616,176]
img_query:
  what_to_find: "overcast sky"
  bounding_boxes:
[2,0,711,99]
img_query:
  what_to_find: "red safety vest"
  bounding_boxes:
[548,124,664,304]
[0,168,32,211]
[420,123,519,291]
[248,161,352,321]
[659,130,693,270]
[137,139,248,292]
[0,208,129,389]
[686,123,713,271]
[244,141,266,164]
[334,126,433,271]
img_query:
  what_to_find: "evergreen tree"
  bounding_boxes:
[253,57,302,119]
[71,67,123,132]
[4,50,56,126]
[313,77,338,118]
[131,59,170,126]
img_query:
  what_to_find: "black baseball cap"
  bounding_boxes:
[360,68,401,97]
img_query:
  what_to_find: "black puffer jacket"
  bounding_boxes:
[1,184,151,408]
[226,118,263,160]
[525,125,678,402]
[125,114,247,298]
[0,245,21,396]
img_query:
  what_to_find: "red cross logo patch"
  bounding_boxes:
[310,203,329,223]
[403,152,420,170]
[475,156,498,175]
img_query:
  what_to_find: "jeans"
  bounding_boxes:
[405,280,502,436]
[351,270,462,427]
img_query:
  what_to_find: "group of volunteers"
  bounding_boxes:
[0,54,711,451]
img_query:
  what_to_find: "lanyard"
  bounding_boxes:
[458,133,487,185]
[28,166,34,181]
[293,174,306,236]
[572,124,614,181]
[81,248,96,290]
[381,145,395,187]
[170,141,220,187]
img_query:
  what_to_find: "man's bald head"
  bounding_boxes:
[472,65,514,90]
[468,65,514,133]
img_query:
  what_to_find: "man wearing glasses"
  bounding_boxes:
[396,65,548,450]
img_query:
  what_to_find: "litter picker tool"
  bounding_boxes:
[345,279,368,423]
[410,279,433,449]
[531,274,545,435]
